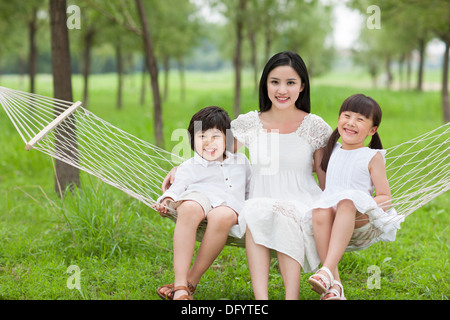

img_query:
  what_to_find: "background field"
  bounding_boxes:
[0,70,448,300]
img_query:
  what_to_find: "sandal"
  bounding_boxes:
[173,285,193,300]
[157,282,196,300]
[308,266,334,295]
[322,280,346,300]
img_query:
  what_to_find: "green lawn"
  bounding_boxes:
[0,70,448,300]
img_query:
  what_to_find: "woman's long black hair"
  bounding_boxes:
[320,94,383,172]
[259,51,311,113]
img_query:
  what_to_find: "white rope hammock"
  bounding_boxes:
[1,86,449,248]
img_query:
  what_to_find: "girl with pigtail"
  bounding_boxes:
[307,94,404,300]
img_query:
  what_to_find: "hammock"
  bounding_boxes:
[1,86,449,248]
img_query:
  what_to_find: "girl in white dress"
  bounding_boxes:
[231,51,332,299]
[307,94,404,300]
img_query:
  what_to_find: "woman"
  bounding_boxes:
[162,51,332,299]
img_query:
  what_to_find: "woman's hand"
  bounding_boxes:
[161,166,178,192]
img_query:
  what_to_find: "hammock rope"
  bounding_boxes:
[1,86,449,248]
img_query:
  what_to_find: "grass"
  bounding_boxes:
[0,69,448,300]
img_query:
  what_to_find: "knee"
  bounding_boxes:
[336,199,356,213]
[207,207,238,230]
[312,208,334,226]
[177,201,205,223]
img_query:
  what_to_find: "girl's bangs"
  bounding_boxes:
[339,94,377,119]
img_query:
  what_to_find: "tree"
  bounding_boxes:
[210,0,247,118]
[49,0,80,195]
[89,0,164,146]
[273,0,334,77]
[135,0,163,147]
[0,1,47,93]
[360,0,450,122]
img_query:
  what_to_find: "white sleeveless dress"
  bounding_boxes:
[306,143,405,251]
[231,111,332,272]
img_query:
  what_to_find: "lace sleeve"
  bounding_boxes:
[299,114,333,151]
[230,111,260,147]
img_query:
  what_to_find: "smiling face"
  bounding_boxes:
[338,111,378,149]
[266,66,304,111]
[193,127,226,161]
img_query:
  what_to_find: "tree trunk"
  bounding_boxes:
[82,28,95,108]
[406,52,412,90]
[442,40,450,122]
[140,61,146,106]
[385,54,393,90]
[417,38,425,92]
[28,7,38,93]
[178,58,186,102]
[398,54,405,90]
[135,0,164,147]
[50,0,80,196]
[233,0,246,118]
[248,27,258,93]
[163,55,169,102]
[116,43,123,109]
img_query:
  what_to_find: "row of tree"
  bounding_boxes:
[0,0,448,194]
[0,0,335,115]
[0,0,334,194]
[349,0,450,122]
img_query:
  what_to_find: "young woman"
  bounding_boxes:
[162,52,332,299]
[230,51,331,299]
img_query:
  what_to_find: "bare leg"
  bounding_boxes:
[277,252,301,300]
[322,200,357,272]
[172,201,205,299]
[188,206,238,287]
[311,208,340,290]
[312,208,335,263]
[245,227,270,300]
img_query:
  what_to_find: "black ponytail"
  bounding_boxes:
[320,128,340,172]
[368,131,383,149]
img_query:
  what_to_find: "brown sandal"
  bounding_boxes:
[157,282,196,300]
[173,285,193,300]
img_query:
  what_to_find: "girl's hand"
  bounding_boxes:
[161,167,178,192]
[152,198,173,217]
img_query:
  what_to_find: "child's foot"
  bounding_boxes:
[322,281,346,300]
[173,285,193,300]
[308,267,333,294]
[157,282,196,300]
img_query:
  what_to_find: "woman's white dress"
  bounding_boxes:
[307,143,405,251]
[231,111,332,273]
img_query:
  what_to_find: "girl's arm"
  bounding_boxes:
[369,152,392,211]
[313,148,326,190]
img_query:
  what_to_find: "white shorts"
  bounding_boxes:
[166,191,214,217]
